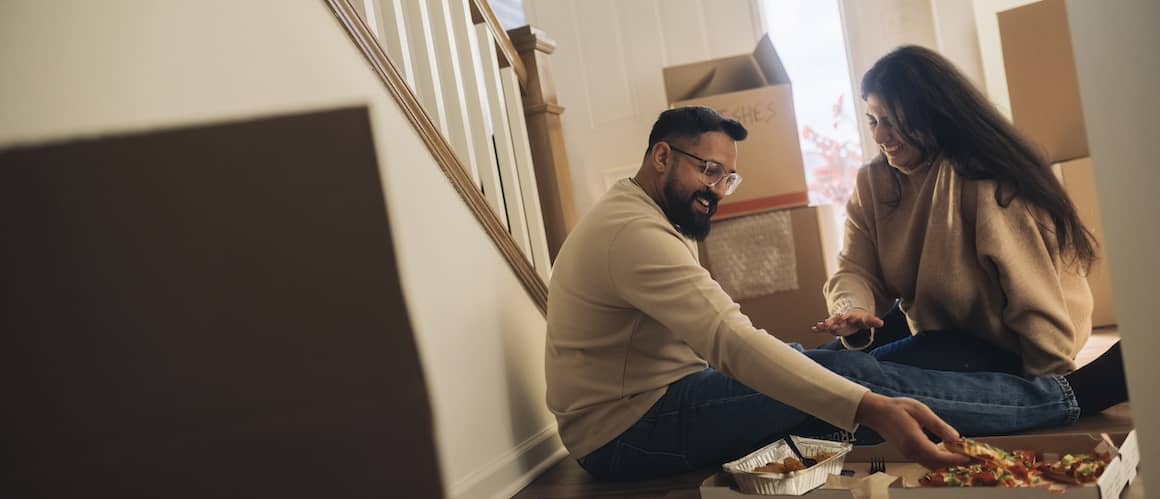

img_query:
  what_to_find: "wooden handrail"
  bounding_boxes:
[468,0,527,91]
[324,0,548,313]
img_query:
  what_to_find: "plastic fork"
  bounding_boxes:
[868,456,886,474]
[783,437,818,467]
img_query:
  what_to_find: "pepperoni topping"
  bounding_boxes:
[973,471,999,486]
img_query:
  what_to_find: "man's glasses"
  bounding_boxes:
[668,145,743,196]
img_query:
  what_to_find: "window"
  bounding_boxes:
[763,0,863,212]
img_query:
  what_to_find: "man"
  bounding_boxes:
[546,106,1121,480]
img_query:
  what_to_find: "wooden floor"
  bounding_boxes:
[510,457,711,499]
[513,329,1131,498]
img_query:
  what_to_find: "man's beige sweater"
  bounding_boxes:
[824,161,1092,376]
[546,179,869,459]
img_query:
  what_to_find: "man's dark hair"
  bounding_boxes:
[645,106,747,158]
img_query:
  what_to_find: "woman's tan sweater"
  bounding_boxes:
[824,160,1093,376]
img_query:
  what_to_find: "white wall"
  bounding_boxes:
[971,0,1039,118]
[0,2,556,498]
[929,0,985,90]
[1066,0,1160,487]
[524,0,765,217]
[838,0,939,160]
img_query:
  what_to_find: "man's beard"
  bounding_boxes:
[662,173,718,241]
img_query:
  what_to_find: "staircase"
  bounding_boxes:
[328,0,580,311]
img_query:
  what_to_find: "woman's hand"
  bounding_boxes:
[812,308,885,337]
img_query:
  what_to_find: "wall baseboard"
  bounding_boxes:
[449,424,568,499]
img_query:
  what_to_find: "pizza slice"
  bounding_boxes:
[922,438,1115,488]
[1010,449,1041,467]
[1004,460,1046,487]
[943,438,1018,466]
[922,439,1048,488]
[920,462,1046,488]
[1037,453,1112,484]
[920,464,986,487]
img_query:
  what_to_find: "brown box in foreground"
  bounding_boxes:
[999,0,1089,164]
[663,34,809,219]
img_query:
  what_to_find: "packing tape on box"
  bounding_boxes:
[704,210,798,301]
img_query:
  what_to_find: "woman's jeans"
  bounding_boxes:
[818,300,1024,374]
[577,348,1079,481]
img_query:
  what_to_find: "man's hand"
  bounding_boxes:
[855,392,971,470]
[812,308,884,337]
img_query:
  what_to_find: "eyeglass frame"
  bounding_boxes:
[667,144,744,196]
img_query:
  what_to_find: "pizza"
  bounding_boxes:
[920,461,1049,488]
[942,438,1025,467]
[1038,452,1112,484]
[919,461,1044,487]
[921,439,1045,487]
[1011,449,1041,466]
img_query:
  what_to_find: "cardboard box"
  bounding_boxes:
[700,205,840,348]
[999,0,1089,164]
[1053,157,1116,327]
[663,34,809,218]
[702,430,1140,498]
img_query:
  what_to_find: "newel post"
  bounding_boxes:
[508,25,576,262]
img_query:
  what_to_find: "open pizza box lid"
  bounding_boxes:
[700,430,1139,498]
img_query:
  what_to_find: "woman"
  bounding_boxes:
[812,45,1098,377]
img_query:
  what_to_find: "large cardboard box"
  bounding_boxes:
[999,0,1089,164]
[702,431,1141,498]
[1053,157,1117,327]
[663,34,808,219]
[699,205,840,348]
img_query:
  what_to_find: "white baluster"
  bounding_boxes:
[500,66,553,280]
[447,0,505,224]
[419,0,482,187]
[399,0,448,134]
[371,0,416,90]
[476,24,531,253]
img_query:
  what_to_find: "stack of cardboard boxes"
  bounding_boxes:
[662,35,838,347]
[1000,0,1116,327]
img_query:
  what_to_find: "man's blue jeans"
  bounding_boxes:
[577,349,1079,481]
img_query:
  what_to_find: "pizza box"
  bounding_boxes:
[701,431,1139,498]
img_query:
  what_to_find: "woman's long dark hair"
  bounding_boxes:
[861,45,1096,271]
